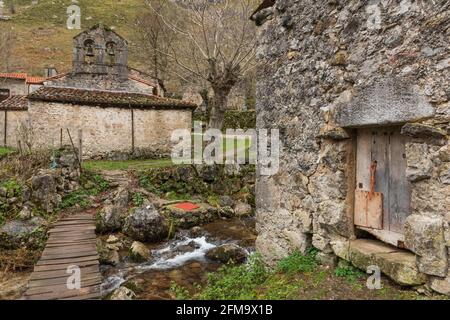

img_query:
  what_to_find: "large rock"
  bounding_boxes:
[113,188,130,209]
[109,287,136,300]
[430,275,450,296]
[31,170,62,212]
[130,241,150,262]
[163,203,218,229]
[0,218,46,249]
[96,205,125,233]
[234,201,253,217]
[404,215,448,277]
[123,204,168,242]
[349,239,427,286]
[206,244,247,264]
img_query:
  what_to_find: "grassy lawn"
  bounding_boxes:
[83,158,174,171]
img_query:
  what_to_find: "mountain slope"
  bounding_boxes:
[1,0,148,76]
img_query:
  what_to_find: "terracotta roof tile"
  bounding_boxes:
[28,87,197,109]
[0,73,28,80]
[26,77,47,84]
[0,95,28,110]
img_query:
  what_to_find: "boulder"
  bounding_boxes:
[96,205,125,233]
[430,275,450,296]
[163,203,217,229]
[110,287,136,300]
[123,204,168,242]
[31,170,62,212]
[404,215,448,277]
[218,196,234,207]
[130,241,150,262]
[234,201,252,217]
[205,244,247,264]
[0,218,46,249]
[113,188,130,209]
[18,205,32,220]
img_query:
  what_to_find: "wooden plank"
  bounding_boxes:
[371,129,390,231]
[43,244,96,254]
[37,255,99,266]
[46,241,95,248]
[52,221,94,227]
[357,227,404,247]
[40,251,98,261]
[49,225,96,233]
[354,190,368,227]
[34,260,99,272]
[25,284,101,300]
[26,279,102,296]
[28,275,102,288]
[388,129,411,233]
[30,265,99,281]
[356,128,372,191]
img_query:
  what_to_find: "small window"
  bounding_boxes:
[106,42,116,66]
[84,39,95,57]
[0,89,10,102]
[106,42,116,56]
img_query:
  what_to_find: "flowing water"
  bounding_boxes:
[100,217,257,299]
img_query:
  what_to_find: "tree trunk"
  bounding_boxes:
[208,88,230,130]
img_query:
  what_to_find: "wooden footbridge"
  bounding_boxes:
[23,214,102,300]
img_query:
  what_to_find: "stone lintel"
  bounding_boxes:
[337,78,435,128]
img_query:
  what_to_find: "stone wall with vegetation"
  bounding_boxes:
[255,0,449,294]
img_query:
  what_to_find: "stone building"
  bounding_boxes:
[253,1,449,294]
[0,24,196,158]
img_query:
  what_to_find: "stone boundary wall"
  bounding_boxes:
[28,101,192,159]
[0,110,29,148]
[255,0,449,295]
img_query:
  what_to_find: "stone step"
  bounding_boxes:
[349,239,427,286]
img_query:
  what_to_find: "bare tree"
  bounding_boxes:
[134,1,175,82]
[145,0,258,129]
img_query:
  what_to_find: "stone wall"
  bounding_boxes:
[0,110,29,148]
[0,79,28,95]
[255,0,449,294]
[28,101,192,159]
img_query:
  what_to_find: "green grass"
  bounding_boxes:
[0,147,14,157]
[334,263,366,283]
[82,158,174,171]
[169,249,446,301]
[277,248,318,274]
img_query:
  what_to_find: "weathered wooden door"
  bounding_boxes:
[355,127,411,245]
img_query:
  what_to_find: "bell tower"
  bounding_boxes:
[72,24,128,79]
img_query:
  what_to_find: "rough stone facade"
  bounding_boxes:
[29,101,192,159]
[255,0,449,294]
[0,109,28,147]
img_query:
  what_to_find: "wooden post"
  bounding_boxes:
[131,107,135,155]
[78,129,83,165]
[60,128,63,148]
[3,110,7,147]
[66,128,82,172]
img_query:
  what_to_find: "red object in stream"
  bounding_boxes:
[175,202,200,211]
